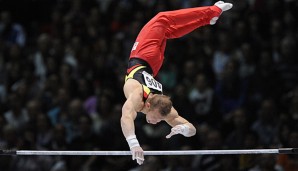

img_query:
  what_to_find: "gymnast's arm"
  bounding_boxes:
[121,86,145,165]
[165,107,196,138]
[121,96,138,140]
[121,80,144,139]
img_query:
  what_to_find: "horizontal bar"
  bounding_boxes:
[17,149,277,155]
[0,148,296,156]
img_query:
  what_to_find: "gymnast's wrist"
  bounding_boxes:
[180,124,190,137]
[126,135,140,149]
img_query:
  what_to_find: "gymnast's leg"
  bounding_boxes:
[149,1,232,38]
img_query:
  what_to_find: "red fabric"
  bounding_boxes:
[130,5,221,76]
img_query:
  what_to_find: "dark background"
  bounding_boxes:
[0,0,297,170]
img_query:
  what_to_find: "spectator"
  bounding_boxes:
[68,114,100,171]
[188,73,217,125]
[238,131,260,171]
[247,50,281,114]
[30,33,51,85]
[0,11,26,48]
[193,129,223,171]
[249,154,283,171]
[224,108,250,149]
[275,35,298,92]
[215,59,248,117]
[4,93,29,132]
[35,114,53,150]
[212,31,233,80]
[251,99,279,146]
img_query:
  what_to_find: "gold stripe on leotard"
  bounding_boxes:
[125,66,146,82]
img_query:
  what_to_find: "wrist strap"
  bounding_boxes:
[180,124,190,136]
[126,135,140,149]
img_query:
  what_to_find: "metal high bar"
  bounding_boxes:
[0,148,297,156]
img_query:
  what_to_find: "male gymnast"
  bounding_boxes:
[121,1,233,165]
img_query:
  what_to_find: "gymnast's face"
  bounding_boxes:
[146,108,164,124]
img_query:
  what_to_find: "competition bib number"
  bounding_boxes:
[142,71,163,92]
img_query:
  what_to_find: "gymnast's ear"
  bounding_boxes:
[145,102,151,109]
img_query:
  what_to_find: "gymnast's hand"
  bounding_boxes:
[131,146,144,165]
[166,124,190,138]
[210,1,233,25]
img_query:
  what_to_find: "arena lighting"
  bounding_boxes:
[0,148,297,156]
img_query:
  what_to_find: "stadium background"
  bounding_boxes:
[0,0,298,170]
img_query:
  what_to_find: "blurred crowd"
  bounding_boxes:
[0,0,298,171]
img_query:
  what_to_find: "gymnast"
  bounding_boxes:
[121,1,233,165]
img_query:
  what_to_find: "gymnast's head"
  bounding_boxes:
[144,94,172,124]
